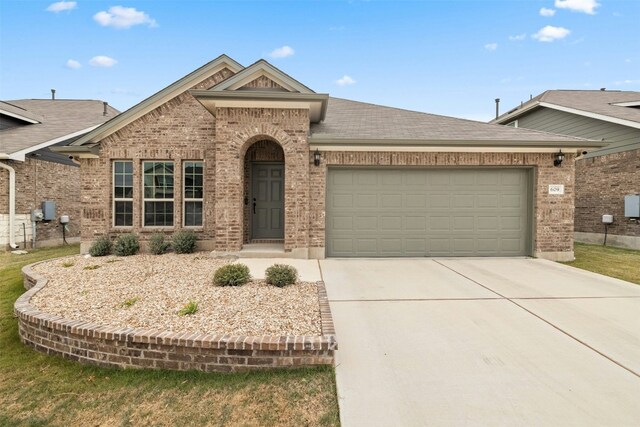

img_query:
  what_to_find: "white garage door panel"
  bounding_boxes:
[326,168,531,257]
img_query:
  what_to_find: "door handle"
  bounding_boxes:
[253,198,256,214]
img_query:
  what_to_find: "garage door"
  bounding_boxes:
[326,168,531,257]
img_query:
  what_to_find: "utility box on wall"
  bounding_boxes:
[42,201,56,221]
[625,195,640,218]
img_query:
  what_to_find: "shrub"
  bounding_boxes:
[61,261,75,268]
[113,233,140,256]
[213,263,251,287]
[89,236,112,257]
[120,297,139,308]
[178,300,198,316]
[83,265,101,270]
[265,264,298,287]
[172,230,197,254]
[148,233,170,255]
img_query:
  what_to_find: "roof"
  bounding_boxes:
[309,98,600,147]
[0,101,43,123]
[67,54,243,146]
[0,99,119,160]
[492,90,640,128]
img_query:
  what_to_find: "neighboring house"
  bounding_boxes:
[55,55,603,261]
[491,90,640,250]
[0,99,119,249]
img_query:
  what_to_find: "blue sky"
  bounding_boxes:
[1,0,638,121]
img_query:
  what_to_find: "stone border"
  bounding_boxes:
[15,259,337,372]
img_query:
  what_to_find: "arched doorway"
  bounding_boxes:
[243,140,285,243]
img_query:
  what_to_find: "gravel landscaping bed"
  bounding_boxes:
[30,253,321,336]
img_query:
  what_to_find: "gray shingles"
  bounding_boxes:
[0,99,119,156]
[311,98,587,142]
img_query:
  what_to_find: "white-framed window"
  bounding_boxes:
[143,161,174,227]
[113,161,133,227]
[183,161,204,227]
[506,120,518,128]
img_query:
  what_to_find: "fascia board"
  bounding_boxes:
[69,56,244,146]
[308,137,607,148]
[210,61,315,94]
[490,102,541,124]
[539,102,640,129]
[8,125,101,161]
[0,108,41,124]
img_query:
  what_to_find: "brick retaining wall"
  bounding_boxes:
[15,260,337,372]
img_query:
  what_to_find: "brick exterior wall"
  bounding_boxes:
[77,69,576,260]
[311,151,576,259]
[1,158,80,249]
[575,149,640,238]
[78,68,235,251]
[213,108,310,253]
[16,260,337,372]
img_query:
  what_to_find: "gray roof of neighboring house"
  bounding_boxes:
[493,90,640,126]
[0,99,119,158]
[309,97,592,144]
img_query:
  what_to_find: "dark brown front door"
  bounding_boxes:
[251,163,284,239]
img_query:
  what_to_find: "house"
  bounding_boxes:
[55,55,604,261]
[0,98,119,249]
[491,90,640,250]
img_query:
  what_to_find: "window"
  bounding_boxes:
[143,161,174,226]
[113,161,133,226]
[183,161,204,226]
[506,120,518,128]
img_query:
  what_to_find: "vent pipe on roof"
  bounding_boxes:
[103,102,108,116]
[51,89,56,100]
[495,98,500,119]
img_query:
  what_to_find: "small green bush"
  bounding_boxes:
[148,233,170,255]
[61,260,75,268]
[113,233,140,256]
[213,263,251,287]
[172,230,197,254]
[120,297,139,308]
[265,264,298,287]
[83,265,101,270]
[89,236,112,257]
[178,300,198,316]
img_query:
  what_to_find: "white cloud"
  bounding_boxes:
[532,26,571,42]
[269,46,295,58]
[508,33,527,41]
[66,59,81,69]
[46,1,76,12]
[335,75,356,86]
[89,56,118,67]
[540,8,556,17]
[94,6,157,29]
[555,0,600,15]
[484,43,498,51]
[614,79,640,85]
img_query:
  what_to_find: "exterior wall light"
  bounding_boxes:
[314,149,321,167]
[553,150,565,167]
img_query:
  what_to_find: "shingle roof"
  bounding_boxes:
[0,99,119,157]
[310,97,589,143]
[495,90,640,125]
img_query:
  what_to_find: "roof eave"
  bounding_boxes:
[308,137,607,148]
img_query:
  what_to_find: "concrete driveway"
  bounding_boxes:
[320,258,640,426]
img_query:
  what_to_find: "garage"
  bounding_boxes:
[326,167,532,257]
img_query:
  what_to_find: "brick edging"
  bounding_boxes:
[15,260,337,372]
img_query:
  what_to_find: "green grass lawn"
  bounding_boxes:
[562,242,640,285]
[0,245,340,427]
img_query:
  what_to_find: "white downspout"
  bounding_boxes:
[0,161,19,249]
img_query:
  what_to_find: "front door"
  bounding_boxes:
[251,163,284,239]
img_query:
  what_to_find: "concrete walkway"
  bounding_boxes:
[320,258,640,426]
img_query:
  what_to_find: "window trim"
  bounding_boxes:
[183,160,204,228]
[142,160,175,228]
[112,160,133,228]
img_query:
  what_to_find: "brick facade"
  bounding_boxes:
[16,260,337,372]
[1,157,80,249]
[76,68,576,260]
[575,149,640,248]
